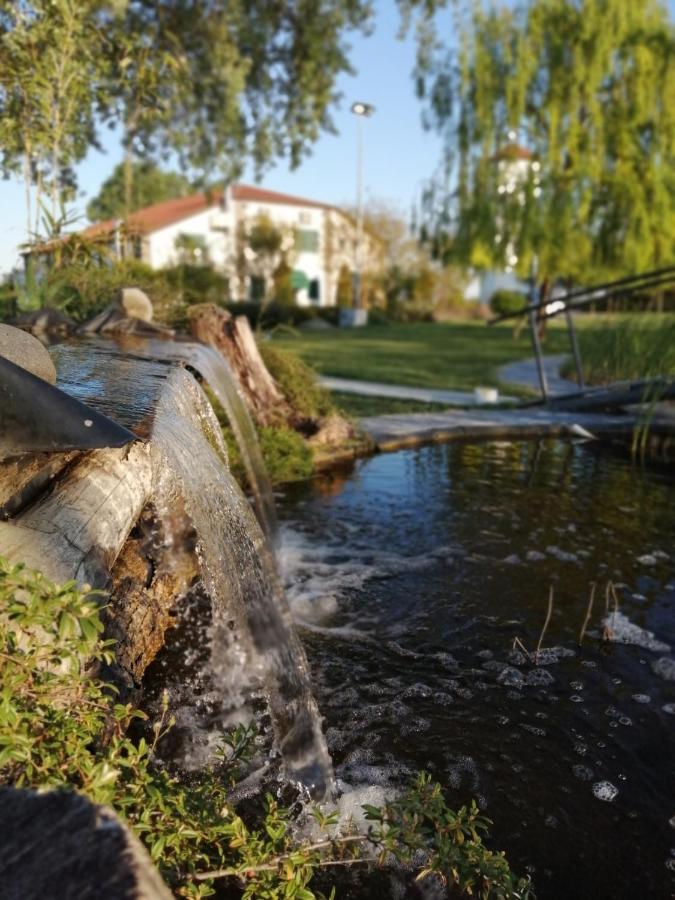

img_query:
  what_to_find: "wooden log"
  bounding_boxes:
[187,303,294,426]
[0,442,155,588]
[0,787,172,900]
[105,500,198,688]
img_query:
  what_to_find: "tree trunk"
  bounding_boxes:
[187,303,294,427]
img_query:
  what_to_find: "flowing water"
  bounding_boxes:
[50,338,331,798]
[276,441,675,899]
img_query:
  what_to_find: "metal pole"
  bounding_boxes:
[564,305,585,389]
[528,261,548,401]
[353,114,363,310]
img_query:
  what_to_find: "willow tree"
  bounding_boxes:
[413,0,675,291]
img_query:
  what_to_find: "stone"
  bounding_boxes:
[0,323,56,383]
[0,787,172,899]
[309,414,356,447]
[117,287,153,322]
[15,307,76,335]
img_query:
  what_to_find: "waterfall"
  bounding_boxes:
[49,337,333,799]
[184,344,278,541]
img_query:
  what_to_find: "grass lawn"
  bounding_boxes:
[331,391,450,418]
[270,320,571,393]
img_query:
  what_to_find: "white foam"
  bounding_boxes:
[603,611,670,653]
[593,781,619,802]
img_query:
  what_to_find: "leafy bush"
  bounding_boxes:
[488,290,528,319]
[0,559,529,899]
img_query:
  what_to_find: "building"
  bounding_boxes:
[80,184,382,308]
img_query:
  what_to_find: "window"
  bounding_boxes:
[296,229,319,253]
[309,278,321,302]
[298,210,312,225]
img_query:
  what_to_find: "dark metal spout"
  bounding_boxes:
[0,355,137,456]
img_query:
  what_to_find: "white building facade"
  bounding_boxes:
[84,184,380,308]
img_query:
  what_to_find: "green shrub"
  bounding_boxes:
[0,559,529,899]
[258,343,335,419]
[488,289,528,318]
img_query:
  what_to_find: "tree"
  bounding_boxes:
[2,0,373,241]
[86,162,193,222]
[411,0,675,292]
[236,213,296,306]
[0,0,102,236]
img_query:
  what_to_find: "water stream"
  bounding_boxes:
[50,338,331,798]
[276,440,675,899]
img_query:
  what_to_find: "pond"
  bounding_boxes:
[276,440,675,899]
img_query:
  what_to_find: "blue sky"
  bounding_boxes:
[0,1,445,276]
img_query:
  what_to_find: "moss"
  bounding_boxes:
[258,341,335,418]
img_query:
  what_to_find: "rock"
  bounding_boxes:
[0,787,172,899]
[15,307,76,335]
[117,287,153,322]
[309,414,356,447]
[0,323,56,383]
[299,317,335,331]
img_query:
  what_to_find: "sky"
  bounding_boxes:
[0,1,447,276]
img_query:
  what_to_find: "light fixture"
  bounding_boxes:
[351,101,375,117]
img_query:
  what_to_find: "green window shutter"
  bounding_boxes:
[296,229,319,252]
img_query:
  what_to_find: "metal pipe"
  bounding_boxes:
[565,306,585,389]
[527,267,548,400]
[488,266,675,324]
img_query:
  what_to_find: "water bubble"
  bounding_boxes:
[570,681,584,691]
[570,695,584,703]
[662,703,675,715]
[632,694,651,704]
[593,781,619,802]
[574,743,588,756]
[619,717,632,726]
[581,660,597,668]
[665,858,675,872]
[652,657,675,682]
[573,765,594,781]
[544,814,558,828]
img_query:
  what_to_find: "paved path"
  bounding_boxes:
[498,354,578,398]
[360,408,634,452]
[319,376,516,407]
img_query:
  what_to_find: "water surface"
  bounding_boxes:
[277,441,675,899]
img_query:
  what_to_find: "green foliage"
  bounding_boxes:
[336,264,353,309]
[413,0,675,285]
[489,290,528,318]
[259,426,314,484]
[0,559,527,898]
[221,423,313,486]
[365,773,531,899]
[560,314,675,385]
[2,0,373,243]
[259,343,335,419]
[86,162,193,222]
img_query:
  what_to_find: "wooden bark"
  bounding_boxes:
[0,442,155,588]
[0,787,172,900]
[187,303,294,426]
[0,451,79,519]
[105,501,198,689]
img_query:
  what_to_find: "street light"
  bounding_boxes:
[350,101,374,314]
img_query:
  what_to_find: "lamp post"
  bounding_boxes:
[350,101,374,315]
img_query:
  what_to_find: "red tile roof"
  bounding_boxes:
[491,143,533,162]
[231,184,331,211]
[83,191,220,238]
[84,184,332,237]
